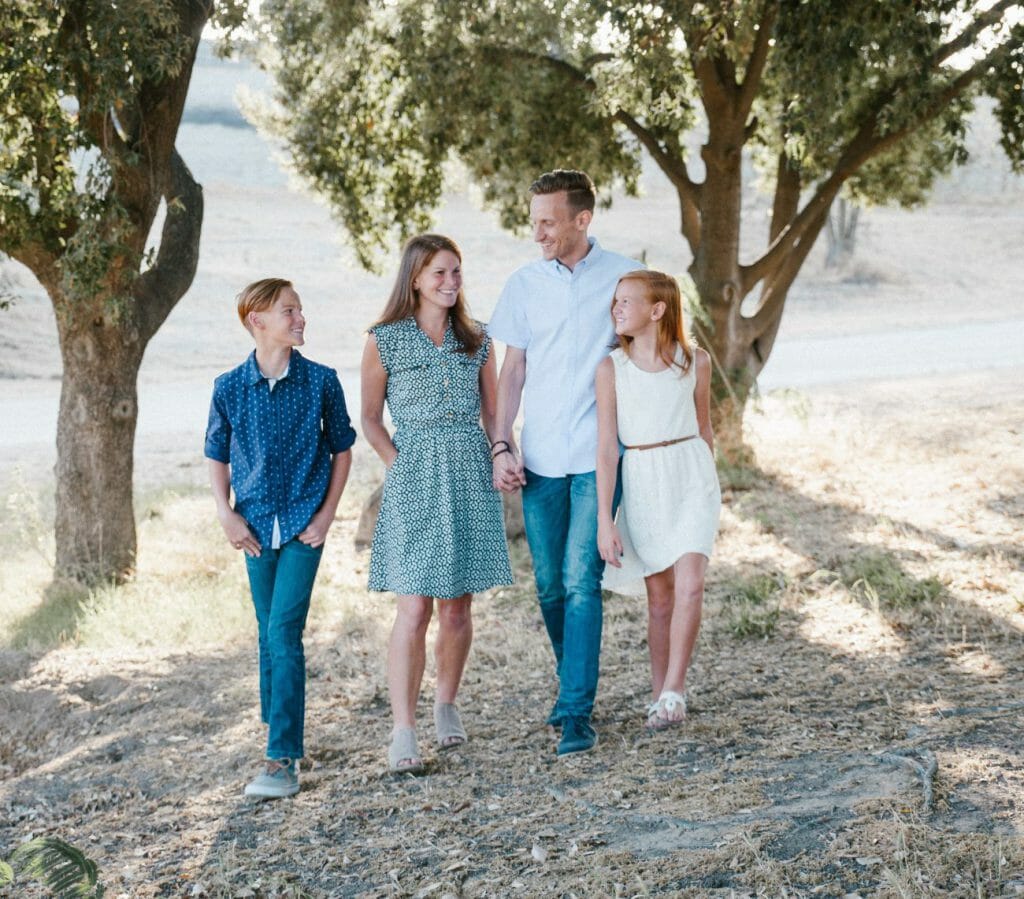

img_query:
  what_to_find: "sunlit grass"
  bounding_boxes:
[717,571,785,639]
[0,451,394,655]
[0,484,255,652]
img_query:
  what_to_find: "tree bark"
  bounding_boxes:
[39,0,208,583]
[688,93,752,464]
[53,304,146,583]
[48,150,203,584]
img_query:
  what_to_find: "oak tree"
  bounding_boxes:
[1,1,243,582]
[258,0,1023,456]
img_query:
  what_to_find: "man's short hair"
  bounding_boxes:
[529,170,596,217]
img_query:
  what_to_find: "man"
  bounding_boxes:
[489,170,642,756]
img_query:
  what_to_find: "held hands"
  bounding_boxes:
[491,441,526,492]
[219,509,261,557]
[597,518,624,568]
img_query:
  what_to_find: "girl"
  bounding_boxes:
[361,234,513,774]
[595,270,721,730]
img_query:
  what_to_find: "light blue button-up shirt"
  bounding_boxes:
[489,238,643,477]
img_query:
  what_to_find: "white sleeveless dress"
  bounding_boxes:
[602,346,721,596]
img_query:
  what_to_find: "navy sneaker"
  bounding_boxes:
[546,703,562,729]
[557,716,598,756]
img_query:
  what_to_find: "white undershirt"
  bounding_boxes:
[265,364,289,549]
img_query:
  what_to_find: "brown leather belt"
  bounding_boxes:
[623,435,697,451]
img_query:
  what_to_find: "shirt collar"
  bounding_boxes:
[548,236,602,274]
[245,349,306,385]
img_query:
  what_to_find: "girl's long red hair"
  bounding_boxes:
[612,270,693,372]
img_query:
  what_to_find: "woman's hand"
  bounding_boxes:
[492,448,526,492]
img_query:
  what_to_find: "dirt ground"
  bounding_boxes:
[2,51,1023,898]
[1,367,1022,898]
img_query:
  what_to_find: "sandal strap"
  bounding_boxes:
[388,727,422,771]
[434,702,467,746]
[657,690,687,716]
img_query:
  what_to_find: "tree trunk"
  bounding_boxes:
[690,107,752,465]
[53,305,146,584]
[825,198,860,268]
[705,358,757,468]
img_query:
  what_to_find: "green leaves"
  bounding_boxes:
[258,0,641,268]
[985,21,1024,172]
[2,836,104,898]
[261,0,1021,276]
[0,1,207,267]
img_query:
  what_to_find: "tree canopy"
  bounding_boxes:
[258,0,1023,450]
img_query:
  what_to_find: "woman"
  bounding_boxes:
[361,234,513,774]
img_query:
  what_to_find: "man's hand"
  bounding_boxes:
[492,449,526,492]
[219,509,261,557]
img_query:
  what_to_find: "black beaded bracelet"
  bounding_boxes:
[491,447,512,461]
[490,439,510,453]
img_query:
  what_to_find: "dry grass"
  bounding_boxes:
[1,370,1023,897]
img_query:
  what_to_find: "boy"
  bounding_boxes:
[205,277,356,798]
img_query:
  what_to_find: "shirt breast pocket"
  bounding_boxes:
[448,356,481,413]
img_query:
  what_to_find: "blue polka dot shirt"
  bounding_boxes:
[204,350,357,548]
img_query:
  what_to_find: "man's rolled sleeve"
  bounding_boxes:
[323,372,357,454]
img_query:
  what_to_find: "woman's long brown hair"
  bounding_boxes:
[372,234,483,356]
[612,270,694,373]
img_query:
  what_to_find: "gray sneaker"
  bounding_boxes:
[244,758,299,799]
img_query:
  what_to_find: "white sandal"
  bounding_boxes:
[646,690,687,731]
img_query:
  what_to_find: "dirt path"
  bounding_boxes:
[2,370,1022,897]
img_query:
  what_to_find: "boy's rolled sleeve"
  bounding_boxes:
[204,387,232,463]
[323,372,357,454]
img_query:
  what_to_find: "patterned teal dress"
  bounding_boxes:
[368,317,513,599]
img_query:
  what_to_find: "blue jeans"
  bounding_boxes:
[244,539,323,760]
[521,468,618,719]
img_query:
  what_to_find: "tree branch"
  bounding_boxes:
[133,150,203,343]
[740,148,800,294]
[482,45,590,91]
[691,53,730,117]
[5,240,60,294]
[714,52,738,97]
[746,202,828,345]
[741,33,1014,291]
[613,110,702,211]
[482,43,703,234]
[932,0,1018,69]
[769,149,800,245]
[737,2,779,121]
[581,52,615,69]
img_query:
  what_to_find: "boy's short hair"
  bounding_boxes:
[529,170,596,217]
[237,278,293,331]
